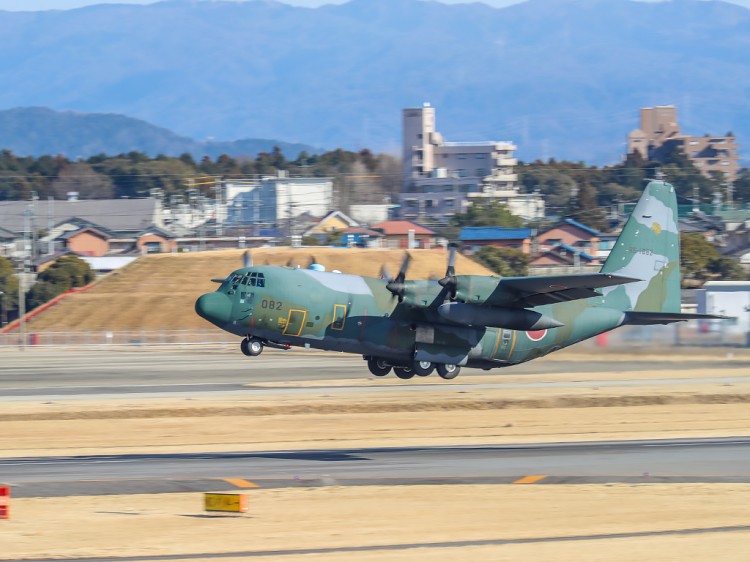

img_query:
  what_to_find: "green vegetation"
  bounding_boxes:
[680,233,746,282]
[0,148,400,205]
[517,152,744,229]
[0,256,19,322]
[472,246,529,278]
[439,201,523,241]
[25,255,95,311]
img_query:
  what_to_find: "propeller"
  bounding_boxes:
[378,264,392,280]
[242,250,252,268]
[438,244,458,299]
[385,253,411,302]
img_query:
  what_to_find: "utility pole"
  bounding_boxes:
[29,191,38,262]
[18,207,30,350]
[47,196,54,255]
[215,178,223,237]
[253,188,260,237]
[287,185,293,241]
[0,291,6,328]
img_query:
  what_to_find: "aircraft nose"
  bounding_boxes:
[195,292,232,325]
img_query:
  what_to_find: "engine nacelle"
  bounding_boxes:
[437,302,563,330]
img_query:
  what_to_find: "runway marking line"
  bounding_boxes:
[223,478,259,488]
[513,475,546,484]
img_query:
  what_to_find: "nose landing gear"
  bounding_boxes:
[240,337,264,356]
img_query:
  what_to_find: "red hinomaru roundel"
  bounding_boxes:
[526,329,547,342]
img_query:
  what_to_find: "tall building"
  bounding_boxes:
[627,106,740,181]
[400,104,543,222]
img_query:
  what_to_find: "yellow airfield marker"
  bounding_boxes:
[204,492,249,513]
[513,475,547,484]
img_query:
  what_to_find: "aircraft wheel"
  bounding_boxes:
[412,360,434,377]
[393,366,415,380]
[436,363,460,380]
[367,358,391,377]
[241,337,263,357]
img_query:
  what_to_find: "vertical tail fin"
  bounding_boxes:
[600,180,681,313]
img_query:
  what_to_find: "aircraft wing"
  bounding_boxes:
[495,273,640,308]
[624,311,736,325]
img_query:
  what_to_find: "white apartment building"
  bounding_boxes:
[226,171,333,234]
[400,103,543,222]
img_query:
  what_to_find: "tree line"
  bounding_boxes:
[1,145,748,222]
[0,254,95,326]
[0,148,401,205]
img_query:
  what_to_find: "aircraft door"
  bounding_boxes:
[332,304,347,330]
[283,309,307,336]
[494,329,514,360]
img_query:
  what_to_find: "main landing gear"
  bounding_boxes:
[366,358,391,376]
[364,357,461,380]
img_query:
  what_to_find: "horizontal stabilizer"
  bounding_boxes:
[500,273,640,308]
[624,311,735,326]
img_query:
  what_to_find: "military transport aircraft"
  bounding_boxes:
[196,180,728,380]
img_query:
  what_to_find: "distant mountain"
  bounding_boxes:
[0,107,319,159]
[0,0,748,163]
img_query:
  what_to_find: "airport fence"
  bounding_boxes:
[0,320,746,349]
[0,329,237,348]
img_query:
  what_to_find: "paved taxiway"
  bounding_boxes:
[4,438,750,498]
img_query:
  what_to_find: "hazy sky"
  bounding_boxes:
[2,0,749,11]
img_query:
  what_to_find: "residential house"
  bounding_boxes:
[458,227,532,254]
[530,244,598,267]
[370,220,439,249]
[537,218,601,257]
[133,227,177,254]
[0,197,162,261]
[337,227,385,248]
[302,211,359,243]
[59,225,112,257]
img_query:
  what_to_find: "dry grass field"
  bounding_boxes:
[26,247,492,331]
[6,485,750,561]
[4,359,750,560]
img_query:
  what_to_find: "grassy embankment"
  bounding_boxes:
[27,248,493,331]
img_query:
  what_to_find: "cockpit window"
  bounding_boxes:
[246,272,265,287]
[230,274,243,289]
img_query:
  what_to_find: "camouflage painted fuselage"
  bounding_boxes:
[196,180,682,370]
[207,266,631,368]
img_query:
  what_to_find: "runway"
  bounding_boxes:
[4,438,750,498]
[2,349,750,498]
[1,348,748,400]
